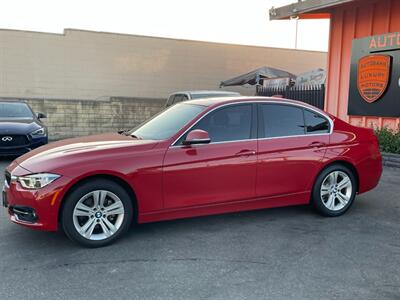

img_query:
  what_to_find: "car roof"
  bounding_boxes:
[171,90,240,96]
[0,99,25,103]
[185,96,328,114]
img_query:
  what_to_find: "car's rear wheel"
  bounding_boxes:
[312,164,356,217]
[61,179,133,247]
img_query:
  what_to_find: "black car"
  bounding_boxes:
[0,101,48,156]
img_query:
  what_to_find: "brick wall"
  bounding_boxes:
[22,97,165,141]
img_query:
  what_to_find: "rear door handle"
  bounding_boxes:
[235,150,256,157]
[309,141,326,148]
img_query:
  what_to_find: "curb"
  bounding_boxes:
[382,152,400,168]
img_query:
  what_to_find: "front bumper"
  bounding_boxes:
[2,163,67,231]
[0,137,47,156]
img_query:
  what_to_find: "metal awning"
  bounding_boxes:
[220,66,296,87]
[269,0,355,20]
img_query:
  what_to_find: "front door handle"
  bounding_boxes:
[235,150,256,157]
[309,141,326,148]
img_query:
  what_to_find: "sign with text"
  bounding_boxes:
[357,55,391,103]
[348,32,400,117]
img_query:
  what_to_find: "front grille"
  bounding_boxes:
[0,135,28,147]
[5,170,11,186]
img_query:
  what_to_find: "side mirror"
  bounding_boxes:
[182,129,211,145]
[37,112,47,119]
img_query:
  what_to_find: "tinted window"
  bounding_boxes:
[184,104,252,143]
[260,104,305,138]
[130,103,205,140]
[173,94,184,104]
[304,110,330,134]
[166,96,175,107]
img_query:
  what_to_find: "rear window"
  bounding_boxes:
[304,110,330,134]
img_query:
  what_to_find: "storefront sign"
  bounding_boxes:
[263,77,290,88]
[357,55,391,103]
[368,32,400,52]
[295,69,326,86]
[348,32,400,117]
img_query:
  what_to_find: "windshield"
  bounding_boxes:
[129,103,205,140]
[0,102,34,118]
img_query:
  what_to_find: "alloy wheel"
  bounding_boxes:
[72,190,125,240]
[320,171,353,211]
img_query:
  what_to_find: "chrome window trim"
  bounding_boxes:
[170,100,333,148]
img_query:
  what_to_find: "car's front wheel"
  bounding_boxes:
[312,164,357,217]
[61,179,133,247]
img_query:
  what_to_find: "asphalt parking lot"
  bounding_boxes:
[0,158,399,300]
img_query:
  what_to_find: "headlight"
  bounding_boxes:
[30,127,47,137]
[15,173,60,189]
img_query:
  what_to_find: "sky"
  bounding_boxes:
[0,0,330,51]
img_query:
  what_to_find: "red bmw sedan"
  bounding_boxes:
[3,97,382,247]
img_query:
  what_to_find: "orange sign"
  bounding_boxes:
[357,55,391,103]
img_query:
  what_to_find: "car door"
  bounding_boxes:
[163,103,257,209]
[256,103,330,198]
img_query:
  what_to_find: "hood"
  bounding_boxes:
[0,118,42,135]
[16,133,159,173]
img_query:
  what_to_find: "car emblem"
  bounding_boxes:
[1,136,13,142]
[357,54,391,103]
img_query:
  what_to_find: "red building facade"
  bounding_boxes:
[271,0,400,130]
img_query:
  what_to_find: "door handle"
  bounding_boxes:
[235,150,256,157]
[309,141,326,148]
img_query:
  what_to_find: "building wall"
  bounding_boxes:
[325,0,400,130]
[17,97,165,141]
[0,29,327,100]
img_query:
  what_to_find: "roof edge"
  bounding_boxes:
[269,0,354,20]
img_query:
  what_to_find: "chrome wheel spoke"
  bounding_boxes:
[102,218,118,235]
[325,194,335,210]
[330,171,338,185]
[93,190,108,208]
[337,177,351,190]
[321,185,330,196]
[337,192,349,205]
[74,202,92,217]
[104,201,124,215]
[99,219,112,237]
[80,218,96,238]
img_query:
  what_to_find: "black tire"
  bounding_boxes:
[311,164,357,217]
[61,179,133,247]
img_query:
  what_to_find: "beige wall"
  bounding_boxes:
[0,29,327,100]
[22,97,165,141]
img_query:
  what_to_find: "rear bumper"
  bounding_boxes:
[357,152,382,194]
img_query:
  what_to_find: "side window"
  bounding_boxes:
[260,104,305,138]
[173,95,183,104]
[304,110,330,134]
[181,104,252,143]
[166,95,175,107]
[174,94,188,104]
